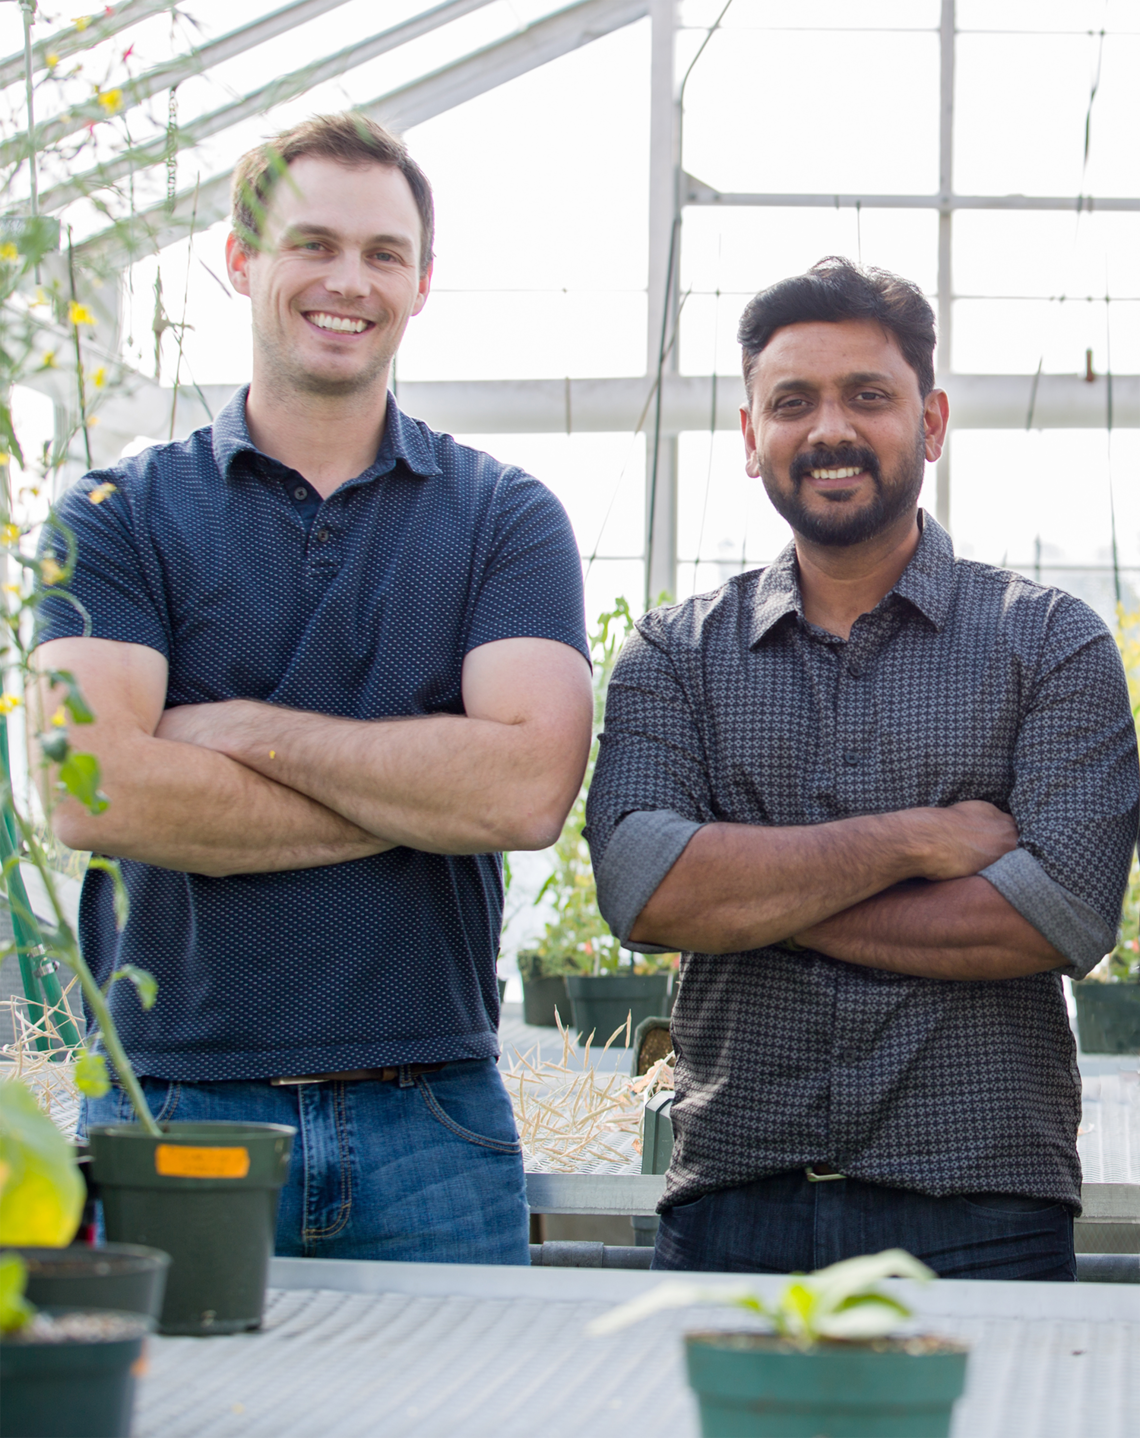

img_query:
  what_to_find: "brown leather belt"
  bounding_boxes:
[270,1063,447,1086]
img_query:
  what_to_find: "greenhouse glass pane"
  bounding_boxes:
[681,29,938,196]
[957,0,1139,32]
[954,212,1140,301]
[953,298,1139,375]
[955,32,1140,197]
[682,1,939,30]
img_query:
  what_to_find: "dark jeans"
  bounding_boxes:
[653,1169,1075,1280]
[80,1059,531,1265]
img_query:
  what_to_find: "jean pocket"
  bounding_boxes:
[111,1078,181,1126]
[414,1075,522,1155]
[959,1194,1062,1218]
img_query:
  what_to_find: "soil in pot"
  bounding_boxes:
[0,1308,151,1438]
[566,974,671,1046]
[1073,981,1140,1054]
[18,1244,169,1322]
[684,1332,969,1438]
[87,1121,294,1337]
[521,975,570,1027]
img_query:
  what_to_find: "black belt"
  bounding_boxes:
[270,1063,447,1086]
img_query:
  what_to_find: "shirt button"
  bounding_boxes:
[847,664,862,678]
[293,486,307,500]
[317,528,331,543]
[843,751,861,766]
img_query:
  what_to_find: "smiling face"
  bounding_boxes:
[740,318,948,549]
[226,155,431,400]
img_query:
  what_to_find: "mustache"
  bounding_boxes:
[789,447,881,486]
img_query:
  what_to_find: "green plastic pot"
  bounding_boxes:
[566,974,671,1047]
[87,1121,294,1336]
[17,1244,169,1322]
[521,975,570,1027]
[0,1309,150,1438]
[685,1333,969,1438]
[1073,981,1140,1054]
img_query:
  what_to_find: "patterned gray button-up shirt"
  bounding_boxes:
[586,514,1138,1211]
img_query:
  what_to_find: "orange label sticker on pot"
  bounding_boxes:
[154,1144,250,1179]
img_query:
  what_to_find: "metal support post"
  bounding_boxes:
[935,0,955,531]
[645,0,679,608]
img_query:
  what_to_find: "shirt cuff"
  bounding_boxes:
[980,847,1116,978]
[595,809,705,953]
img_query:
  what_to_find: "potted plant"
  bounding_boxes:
[524,600,678,1043]
[1,1081,152,1438]
[587,1249,969,1437]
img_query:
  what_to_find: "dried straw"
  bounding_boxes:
[0,983,81,1135]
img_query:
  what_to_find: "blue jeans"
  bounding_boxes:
[81,1059,530,1265]
[653,1169,1075,1280]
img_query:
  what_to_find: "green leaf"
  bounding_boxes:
[39,729,70,765]
[0,1080,85,1246]
[87,856,129,929]
[112,964,156,1011]
[47,670,95,725]
[0,1253,34,1333]
[74,1048,110,1098]
[0,405,24,470]
[57,752,108,814]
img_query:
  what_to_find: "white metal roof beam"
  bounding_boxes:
[683,175,1140,212]
[76,0,651,267]
[38,0,498,214]
[0,0,174,90]
[0,0,360,167]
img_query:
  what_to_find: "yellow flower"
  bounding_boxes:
[1,523,20,547]
[41,350,57,369]
[51,705,67,728]
[67,301,95,326]
[95,88,122,116]
[45,52,60,70]
[0,242,18,263]
[73,16,91,32]
[91,366,106,388]
[31,287,47,307]
[3,582,21,594]
[88,481,117,504]
[0,694,21,715]
[40,557,64,586]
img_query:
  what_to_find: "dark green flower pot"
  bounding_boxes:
[521,975,570,1027]
[1073,981,1140,1054]
[0,1309,151,1438]
[17,1244,169,1322]
[566,974,671,1046]
[685,1333,969,1437]
[87,1121,294,1336]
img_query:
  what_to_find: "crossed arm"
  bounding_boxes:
[628,806,1065,981]
[35,635,593,877]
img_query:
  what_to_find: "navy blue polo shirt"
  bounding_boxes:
[38,388,588,1080]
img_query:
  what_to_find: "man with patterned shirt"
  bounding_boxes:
[36,115,593,1264]
[586,257,1138,1280]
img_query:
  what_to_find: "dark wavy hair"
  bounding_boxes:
[737,256,936,397]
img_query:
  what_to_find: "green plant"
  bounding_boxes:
[586,1249,935,1346]
[527,598,677,978]
[0,1078,84,1248]
[0,1251,34,1333]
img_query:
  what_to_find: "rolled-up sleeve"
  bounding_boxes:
[981,599,1139,977]
[585,626,712,947]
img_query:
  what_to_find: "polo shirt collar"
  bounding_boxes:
[211,384,442,483]
[747,508,958,647]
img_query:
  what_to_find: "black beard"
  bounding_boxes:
[760,433,926,548]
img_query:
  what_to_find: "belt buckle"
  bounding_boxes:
[270,1075,328,1086]
[805,1163,845,1182]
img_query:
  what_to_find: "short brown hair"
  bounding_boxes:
[738,256,936,398]
[231,112,435,274]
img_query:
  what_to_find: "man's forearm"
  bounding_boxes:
[795,876,1064,980]
[51,733,388,877]
[163,701,579,854]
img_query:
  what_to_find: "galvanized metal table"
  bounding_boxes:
[134,1258,1139,1438]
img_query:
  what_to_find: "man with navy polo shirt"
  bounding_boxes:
[35,113,593,1264]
